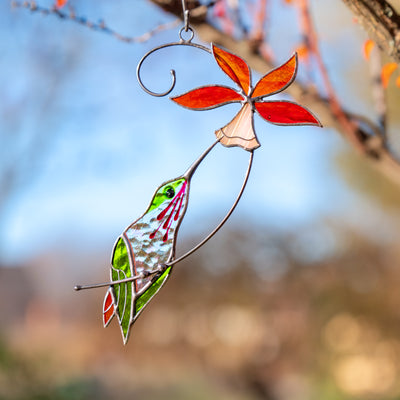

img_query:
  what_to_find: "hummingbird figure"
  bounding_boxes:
[75,141,217,344]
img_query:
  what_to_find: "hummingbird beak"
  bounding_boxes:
[183,140,219,181]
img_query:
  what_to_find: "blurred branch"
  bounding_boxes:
[368,46,388,135]
[226,0,248,36]
[11,0,181,43]
[149,0,213,22]
[0,25,81,251]
[342,0,400,64]
[296,0,364,152]
[248,0,274,62]
[151,0,400,187]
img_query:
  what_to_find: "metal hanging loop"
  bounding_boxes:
[179,26,195,42]
[180,0,195,41]
[182,0,190,32]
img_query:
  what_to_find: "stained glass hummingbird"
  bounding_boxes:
[74,141,217,344]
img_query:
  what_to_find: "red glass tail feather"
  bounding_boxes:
[103,287,115,327]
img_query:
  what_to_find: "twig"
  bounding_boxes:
[11,0,181,44]
[229,0,248,36]
[248,0,274,62]
[250,0,268,40]
[215,0,235,36]
[342,0,400,64]
[297,0,364,152]
[368,44,388,137]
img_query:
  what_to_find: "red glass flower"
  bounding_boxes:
[171,44,322,151]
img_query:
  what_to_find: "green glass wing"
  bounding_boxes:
[135,266,172,315]
[111,236,133,344]
[110,235,173,344]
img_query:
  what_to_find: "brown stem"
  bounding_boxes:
[297,0,364,152]
[248,0,274,62]
[342,0,400,64]
[368,45,388,136]
[11,0,181,43]
[250,0,268,42]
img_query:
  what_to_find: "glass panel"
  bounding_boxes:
[172,86,243,110]
[104,289,113,310]
[148,179,185,212]
[111,237,132,339]
[215,103,260,151]
[213,44,251,94]
[252,54,297,98]
[103,288,115,327]
[135,266,172,315]
[255,101,322,126]
[125,178,189,292]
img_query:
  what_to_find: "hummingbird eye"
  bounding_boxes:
[165,186,175,198]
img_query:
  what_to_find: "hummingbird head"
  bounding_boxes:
[145,140,218,243]
[148,178,187,213]
[147,178,189,243]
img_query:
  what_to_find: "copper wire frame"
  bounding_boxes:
[75,0,256,303]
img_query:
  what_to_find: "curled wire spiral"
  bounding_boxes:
[136,0,211,97]
[136,31,211,97]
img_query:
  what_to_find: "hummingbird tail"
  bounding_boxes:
[103,287,115,327]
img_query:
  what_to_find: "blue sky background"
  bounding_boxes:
[1,0,394,265]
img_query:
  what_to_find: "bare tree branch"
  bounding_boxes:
[297,0,365,152]
[342,0,400,63]
[368,45,388,134]
[11,0,181,43]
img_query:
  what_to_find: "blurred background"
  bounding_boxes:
[2,0,400,399]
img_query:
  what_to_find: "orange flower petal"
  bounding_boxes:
[55,0,68,8]
[252,54,297,99]
[171,86,243,110]
[363,39,375,61]
[212,44,251,95]
[296,44,309,60]
[396,75,400,88]
[255,101,322,126]
[381,63,398,88]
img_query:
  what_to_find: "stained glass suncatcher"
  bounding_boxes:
[75,5,322,345]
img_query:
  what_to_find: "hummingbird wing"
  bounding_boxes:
[108,235,137,344]
[107,233,173,344]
